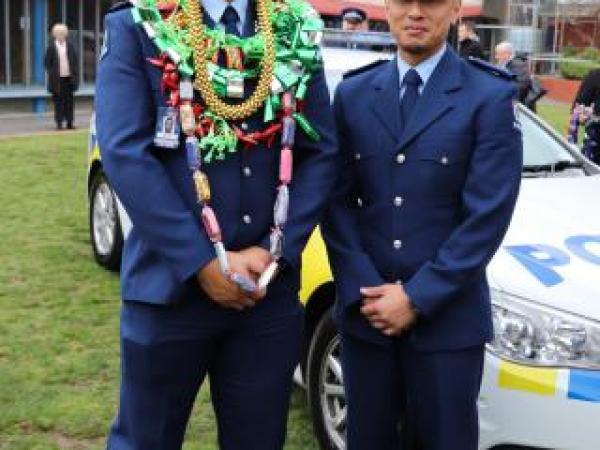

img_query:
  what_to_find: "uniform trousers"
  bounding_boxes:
[342,329,484,450]
[107,292,304,450]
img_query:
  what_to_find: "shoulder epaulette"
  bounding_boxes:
[343,59,389,79]
[107,1,133,14]
[467,57,515,81]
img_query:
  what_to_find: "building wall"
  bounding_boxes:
[562,20,600,49]
[0,0,120,90]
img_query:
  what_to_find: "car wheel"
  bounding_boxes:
[89,172,123,271]
[307,309,346,450]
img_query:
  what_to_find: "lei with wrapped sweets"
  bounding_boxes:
[131,0,324,291]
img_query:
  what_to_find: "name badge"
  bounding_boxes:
[154,106,181,149]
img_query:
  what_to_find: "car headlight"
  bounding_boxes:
[489,289,600,370]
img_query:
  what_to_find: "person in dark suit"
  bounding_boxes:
[573,68,600,162]
[95,0,337,449]
[495,41,531,105]
[44,23,79,130]
[574,68,600,115]
[458,21,484,60]
[322,0,523,448]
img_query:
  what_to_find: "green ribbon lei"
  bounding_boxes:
[132,0,324,162]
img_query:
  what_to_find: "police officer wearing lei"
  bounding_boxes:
[95,0,336,448]
[322,0,522,449]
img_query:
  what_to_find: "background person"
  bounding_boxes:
[44,23,79,130]
[458,21,484,60]
[572,68,600,162]
[494,41,532,107]
[341,7,368,32]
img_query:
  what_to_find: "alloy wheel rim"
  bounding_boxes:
[319,334,346,449]
[92,182,116,256]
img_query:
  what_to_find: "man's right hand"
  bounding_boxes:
[196,258,255,311]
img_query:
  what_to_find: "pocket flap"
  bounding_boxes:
[417,138,471,165]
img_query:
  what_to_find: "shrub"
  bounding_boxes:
[579,46,600,62]
[562,46,578,58]
[561,60,600,80]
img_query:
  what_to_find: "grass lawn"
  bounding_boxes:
[536,100,572,138]
[0,102,574,449]
[0,132,318,450]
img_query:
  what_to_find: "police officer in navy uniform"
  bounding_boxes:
[95,1,337,449]
[322,0,522,449]
[341,7,368,32]
[339,7,370,50]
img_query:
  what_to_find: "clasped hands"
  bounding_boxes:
[360,284,419,336]
[197,246,272,311]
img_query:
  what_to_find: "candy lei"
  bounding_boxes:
[131,0,324,291]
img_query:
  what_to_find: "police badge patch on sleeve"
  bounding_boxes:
[512,103,522,132]
[100,28,109,61]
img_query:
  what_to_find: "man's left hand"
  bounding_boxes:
[360,284,419,336]
[234,246,273,300]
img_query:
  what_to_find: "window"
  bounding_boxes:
[510,0,536,26]
[9,0,26,84]
[0,0,6,85]
[47,0,65,32]
[82,0,96,83]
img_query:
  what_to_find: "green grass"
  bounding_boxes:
[0,133,318,450]
[536,100,572,137]
[0,103,573,449]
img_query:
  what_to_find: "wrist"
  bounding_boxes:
[408,297,420,318]
[198,257,219,280]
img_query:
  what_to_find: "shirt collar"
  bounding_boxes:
[202,0,249,31]
[397,43,447,90]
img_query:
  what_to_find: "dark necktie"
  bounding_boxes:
[400,68,422,131]
[220,5,240,37]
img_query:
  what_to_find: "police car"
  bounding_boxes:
[88,32,600,450]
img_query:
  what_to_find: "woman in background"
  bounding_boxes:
[44,23,79,130]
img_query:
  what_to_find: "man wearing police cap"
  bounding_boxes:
[341,7,368,32]
[322,0,522,448]
[339,7,369,49]
[95,0,337,448]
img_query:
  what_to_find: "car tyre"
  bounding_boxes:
[307,308,346,450]
[89,171,123,271]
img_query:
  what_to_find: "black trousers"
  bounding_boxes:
[52,77,74,127]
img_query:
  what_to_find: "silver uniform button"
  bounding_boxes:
[242,214,252,224]
[243,166,252,177]
[441,156,449,165]
[354,153,361,161]
[394,196,403,207]
[241,122,249,131]
[396,153,406,164]
[395,279,403,285]
[393,239,402,250]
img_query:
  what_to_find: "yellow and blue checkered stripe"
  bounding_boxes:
[498,360,600,403]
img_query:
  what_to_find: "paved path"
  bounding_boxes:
[0,108,93,137]
[0,98,569,138]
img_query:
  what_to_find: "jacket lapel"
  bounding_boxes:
[370,59,402,143]
[242,0,256,37]
[397,48,462,150]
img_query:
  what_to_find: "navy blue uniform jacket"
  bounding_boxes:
[322,49,522,350]
[95,7,337,308]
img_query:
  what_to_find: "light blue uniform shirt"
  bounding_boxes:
[202,0,249,34]
[397,43,447,99]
